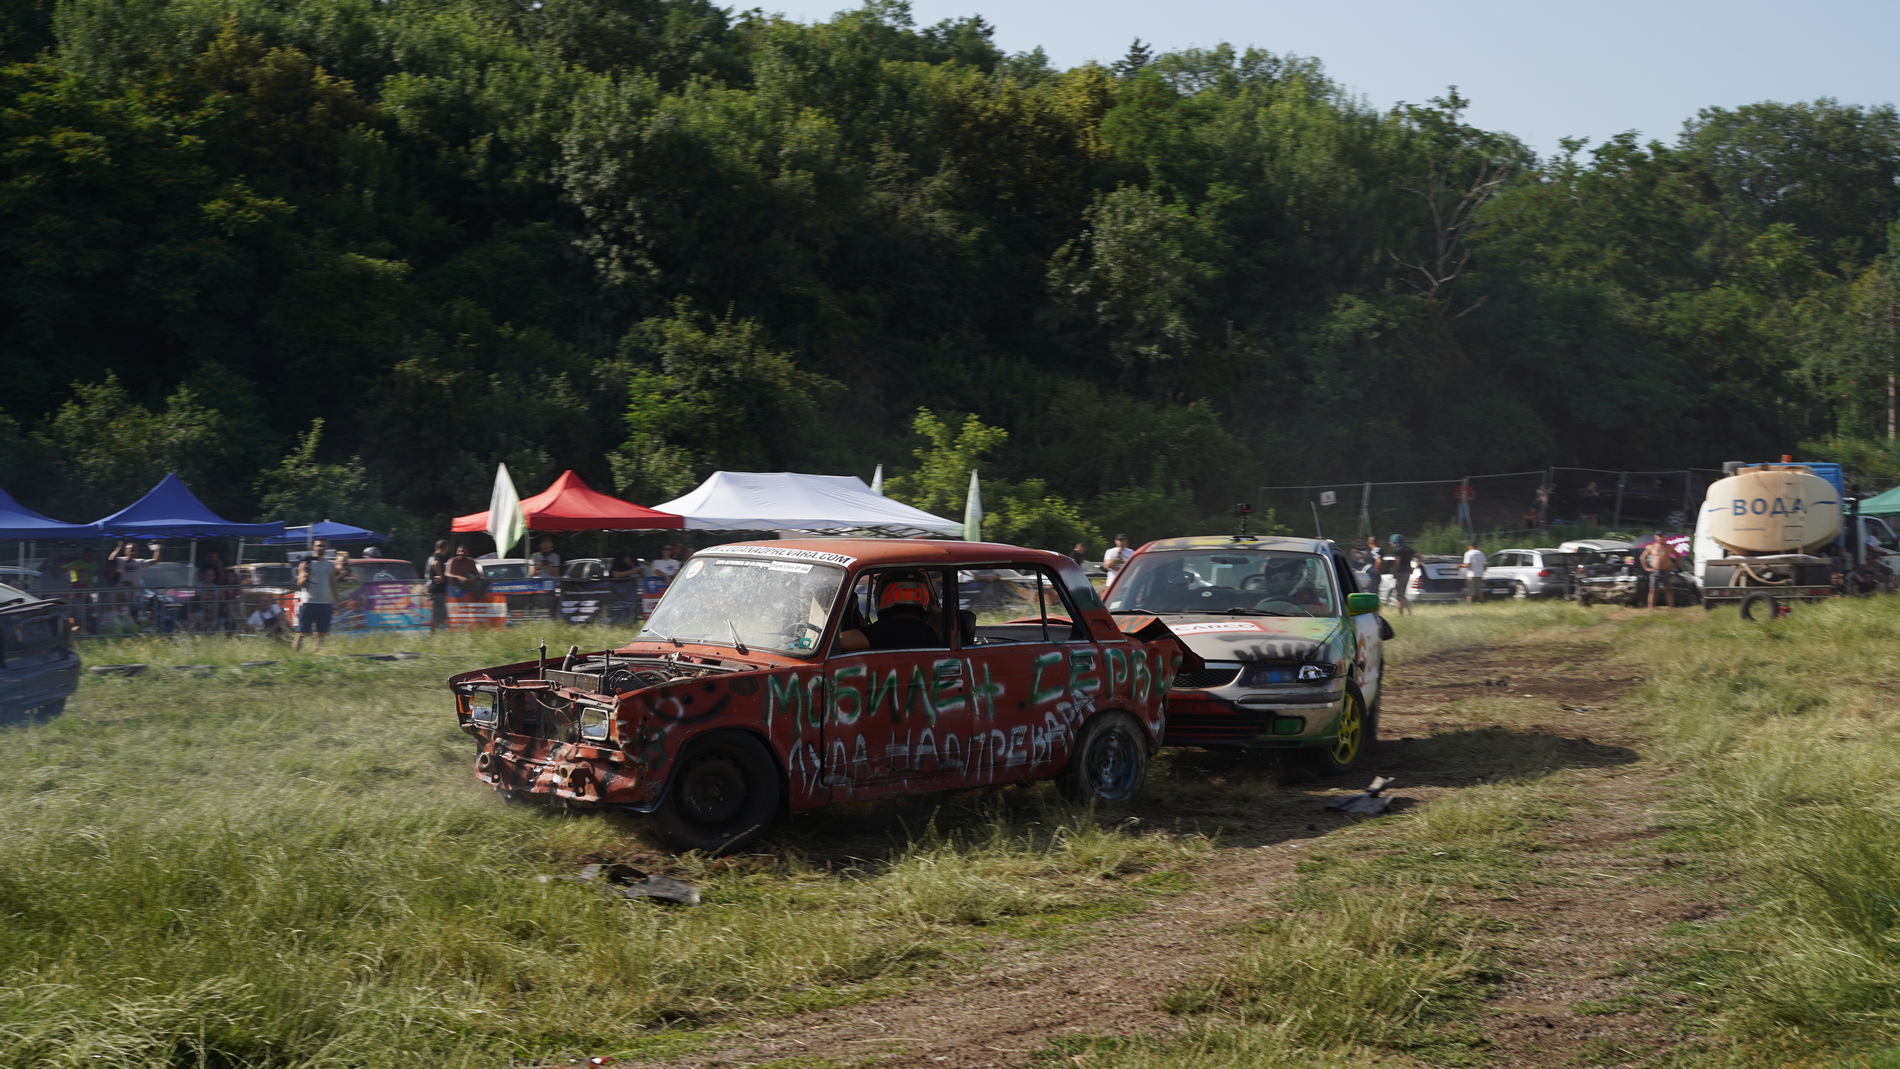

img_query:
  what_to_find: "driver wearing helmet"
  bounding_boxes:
[840,574,943,651]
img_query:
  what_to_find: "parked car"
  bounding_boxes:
[1381,555,1515,603]
[0,580,80,720]
[1558,538,1634,559]
[1100,535,1384,772]
[447,539,1196,853]
[1484,548,1592,599]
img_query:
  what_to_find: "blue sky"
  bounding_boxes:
[753,0,1900,159]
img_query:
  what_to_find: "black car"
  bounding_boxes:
[1,581,80,719]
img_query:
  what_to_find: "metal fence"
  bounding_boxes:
[1256,468,1742,542]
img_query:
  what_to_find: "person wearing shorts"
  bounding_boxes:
[293,538,344,651]
[1461,541,1487,603]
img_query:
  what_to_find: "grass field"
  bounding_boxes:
[7,599,1900,1068]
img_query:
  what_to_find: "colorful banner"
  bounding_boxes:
[447,581,507,630]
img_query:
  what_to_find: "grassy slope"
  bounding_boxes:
[0,628,1203,1069]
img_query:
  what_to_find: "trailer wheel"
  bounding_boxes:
[1739,592,1780,621]
[652,731,779,854]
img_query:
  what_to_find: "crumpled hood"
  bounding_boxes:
[1151,615,1346,663]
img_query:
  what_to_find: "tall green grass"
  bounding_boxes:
[0,629,1201,1068]
[1635,598,1900,1060]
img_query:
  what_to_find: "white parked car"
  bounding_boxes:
[1483,548,1592,599]
[1381,555,1514,603]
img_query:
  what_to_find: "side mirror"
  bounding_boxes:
[1346,592,1380,616]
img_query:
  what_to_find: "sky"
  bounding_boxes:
[752,0,1900,160]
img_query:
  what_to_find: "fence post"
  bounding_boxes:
[1359,482,1371,540]
[1611,472,1628,530]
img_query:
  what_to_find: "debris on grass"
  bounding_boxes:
[538,863,701,906]
[1326,776,1398,815]
[88,663,146,676]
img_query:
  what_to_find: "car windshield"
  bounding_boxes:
[1537,553,1581,567]
[639,555,847,657]
[1106,550,1339,617]
[481,563,530,579]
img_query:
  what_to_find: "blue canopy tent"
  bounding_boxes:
[94,474,284,540]
[262,520,389,546]
[0,485,99,540]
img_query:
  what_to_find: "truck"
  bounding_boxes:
[1692,460,1900,616]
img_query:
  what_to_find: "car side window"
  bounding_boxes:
[839,567,954,651]
[956,566,1089,643]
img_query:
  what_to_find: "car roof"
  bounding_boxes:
[703,538,1075,569]
[1134,535,1333,555]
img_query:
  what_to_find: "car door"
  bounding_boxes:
[1327,552,1380,701]
[820,567,977,797]
[954,564,1103,788]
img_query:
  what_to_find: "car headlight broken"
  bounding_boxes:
[1297,663,1336,682]
[579,702,612,741]
[467,690,499,726]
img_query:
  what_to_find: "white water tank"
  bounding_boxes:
[1701,466,1841,555]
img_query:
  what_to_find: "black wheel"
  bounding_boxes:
[652,731,780,854]
[1059,711,1149,804]
[1512,581,1530,600]
[1739,592,1780,621]
[1308,683,1376,776]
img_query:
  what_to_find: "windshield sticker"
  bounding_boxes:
[710,544,856,566]
[707,557,814,574]
[1170,621,1273,635]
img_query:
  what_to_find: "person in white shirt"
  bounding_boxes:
[1460,542,1487,603]
[293,538,350,651]
[1103,534,1134,578]
[650,543,682,583]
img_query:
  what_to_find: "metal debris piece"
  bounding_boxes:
[537,863,700,906]
[352,653,400,662]
[89,664,146,677]
[510,1056,615,1068]
[1326,776,1398,815]
[239,660,283,668]
[1560,705,1594,713]
[390,651,421,660]
[1482,677,1511,688]
[171,664,217,676]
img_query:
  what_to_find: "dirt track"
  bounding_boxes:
[628,624,1720,1068]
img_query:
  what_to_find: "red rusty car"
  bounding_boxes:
[448,539,1197,852]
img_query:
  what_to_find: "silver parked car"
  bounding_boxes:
[1484,548,1591,599]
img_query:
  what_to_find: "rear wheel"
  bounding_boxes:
[652,731,780,854]
[1059,712,1149,804]
[1308,684,1375,776]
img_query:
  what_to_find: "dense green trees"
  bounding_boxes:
[0,0,1895,552]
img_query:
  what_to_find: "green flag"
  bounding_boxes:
[487,463,525,559]
[963,469,983,542]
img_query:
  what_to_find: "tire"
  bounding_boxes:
[1512,582,1530,600]
[652,731,780,854]
[1739,592,1780,622]
[1058,711,1149,805]
[1308,683,1375,776]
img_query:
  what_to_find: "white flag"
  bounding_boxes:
[487,463,525,559]
[870,464,884,496]
[963,469,983,542]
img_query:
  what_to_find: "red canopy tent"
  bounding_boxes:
[452,470,684,532]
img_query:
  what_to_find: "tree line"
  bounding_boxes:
[1,0,1896,554]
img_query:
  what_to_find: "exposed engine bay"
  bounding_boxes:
[537,650,747,697]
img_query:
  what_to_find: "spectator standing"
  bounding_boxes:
[1642,533,1678,609]
[65,547,101,589]
[425,540,452,631]
[1361,536,1381,592]
[293,538,342,651]
[1580,481,1603,527]
[1067,542,1088,567]
[199,552,236,632]
[530,536,562,579]
[1389,534,1416,614]
[108,541,146,587]
[445,544,479,586]
[1453,482,1475,532]
[1103,534,1134,579]
[651,544,682,584]
[1460,541,1487,603]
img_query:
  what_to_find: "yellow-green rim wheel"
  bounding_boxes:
[1330,691,1363,766]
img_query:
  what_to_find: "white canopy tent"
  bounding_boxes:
[651,471,964,537]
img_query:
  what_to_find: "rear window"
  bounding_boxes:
[1537,553,1580,567]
